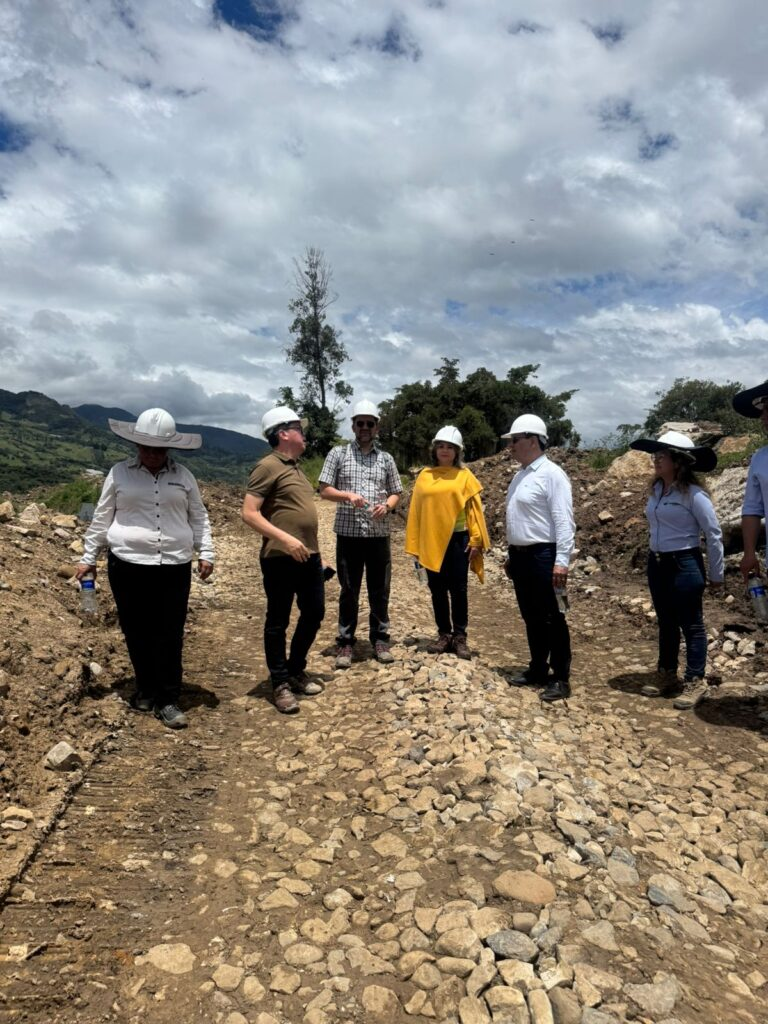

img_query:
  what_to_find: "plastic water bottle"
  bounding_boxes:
[554,585,569,616]
[80,573,98,615]
[747,576,768,624]
[413,559,428,585]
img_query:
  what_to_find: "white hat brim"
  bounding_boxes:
[108,418,202,450]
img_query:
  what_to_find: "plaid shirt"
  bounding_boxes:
[319,441,402,537]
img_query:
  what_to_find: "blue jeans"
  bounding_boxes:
[426,531,470,636]
[647,549,707,680]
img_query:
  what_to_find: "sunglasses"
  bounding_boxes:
[509,433,532,443]
[354,420,377,429]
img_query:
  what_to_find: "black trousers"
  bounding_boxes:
[260,553,325,685]
[107,553,192,706]
[508,542,571,682]
[336,536,391,645]
[426,531,470,637]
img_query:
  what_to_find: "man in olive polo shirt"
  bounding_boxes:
[241,406,325,714]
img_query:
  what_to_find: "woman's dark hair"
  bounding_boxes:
[430,442,463,468]
[648,450,708,494]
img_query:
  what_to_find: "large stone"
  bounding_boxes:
[137,943,196,974]
[492,871,556,906]
[0,500,14,522]
[284,942,324,966]
[213,964,244,991]
[548,986,580,1024]
[362,985,401,1019]
[624,971,681,1018]
[44,741,83,772]
[581,922,619,953]
[527,989,554,1024]
[486,930,537,962]
[269,965,301,993]
[459,995,492,1024]
[436,927,483,961]
[605,449,652,480]
[646,874,693,913]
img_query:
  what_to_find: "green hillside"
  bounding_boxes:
[0,390,266,491]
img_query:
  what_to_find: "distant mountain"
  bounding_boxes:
[0,389,267,492]
[74,404,268,460]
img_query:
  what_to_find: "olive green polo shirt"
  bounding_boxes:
[246,451,319,559]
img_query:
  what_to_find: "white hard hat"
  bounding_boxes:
[432,426,464,449]
[500,414,548,440]
[261,405,308,438]
[108,407,202,449]
[351,399,380,420]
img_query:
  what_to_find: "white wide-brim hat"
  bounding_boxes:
[109,408,202,450]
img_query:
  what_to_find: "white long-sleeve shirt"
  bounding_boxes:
[82,457,214,566]
[505,455,575,568]
[646,482,724,582]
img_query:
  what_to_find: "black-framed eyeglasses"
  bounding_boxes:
[509,433,532,443]
[354,420,377,429]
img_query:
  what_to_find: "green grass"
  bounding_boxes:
[42,478,103,514]
[715,436,763,470]
[587,447,627,470]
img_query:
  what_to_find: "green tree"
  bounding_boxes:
[379,360,579,467]
[643,378,745,435]
[286,247,352,455]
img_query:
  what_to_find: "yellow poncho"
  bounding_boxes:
[405,466,491,582]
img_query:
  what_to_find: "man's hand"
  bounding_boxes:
[741,552,761,582]
[75,563,97,581]
[370,503,389,520]
[347,492,366,508]
[284,536,310,562]
[552,566,568,588]
[198,560,214,580]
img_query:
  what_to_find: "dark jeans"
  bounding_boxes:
[336,536,391,645]
[260,553,325,685]
[508,542,571,682]
[107,553,191,706]
[647,549,707,680]
[426,531,469,637]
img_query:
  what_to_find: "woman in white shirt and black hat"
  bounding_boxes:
[76,409,214,729]
[629,430,723,711]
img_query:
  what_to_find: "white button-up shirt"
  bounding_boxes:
[82,457,214,566]
[743,445,768,564]
[505,455,575,568]
[646,482,724,582]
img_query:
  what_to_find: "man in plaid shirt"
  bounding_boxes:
[319,400,403,668]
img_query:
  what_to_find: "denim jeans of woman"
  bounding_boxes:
[647,549,707,680]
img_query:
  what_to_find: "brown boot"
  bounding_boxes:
[453,634,471,660]
[426,633,452,654]
[273,682,299,714]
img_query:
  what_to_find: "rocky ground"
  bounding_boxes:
[1,451,767,1024]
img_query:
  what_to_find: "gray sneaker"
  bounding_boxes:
[374,641,395,664]
[290,671,324,696]
[335,644,353,669]
[673,677,708,710]
[154,704,189,729]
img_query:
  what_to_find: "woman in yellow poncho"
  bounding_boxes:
[405,426,491,659]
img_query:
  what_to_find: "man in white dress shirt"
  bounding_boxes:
[502,414,574,702]
[732,377,768,582]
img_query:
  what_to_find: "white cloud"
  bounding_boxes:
[0,0,766,443]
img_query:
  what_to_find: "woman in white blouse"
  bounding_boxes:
[75,409,214,729]
[629,430,723,710]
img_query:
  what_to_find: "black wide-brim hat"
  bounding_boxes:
[732,379,768,419]
[630,430,717,472]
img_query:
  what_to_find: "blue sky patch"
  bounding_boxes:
[445,299,467,319]
[0,112,32,153]
[358,18,422,61]
[598,97,640,130]
[214,0,289,43]
[639,131,678,161]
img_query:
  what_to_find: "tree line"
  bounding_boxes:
[280,248,754,465]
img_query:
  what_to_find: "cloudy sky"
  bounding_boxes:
[1,0,767,442]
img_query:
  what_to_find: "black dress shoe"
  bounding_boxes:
[540,679,571,702]
[509,671,547,687]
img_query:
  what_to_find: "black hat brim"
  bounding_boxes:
[732,380,768,419]
[629,438,717,472]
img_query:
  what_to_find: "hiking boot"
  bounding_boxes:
[374,641,395,664]
[509,670,547,687]
[540,679,571,703]
[132,693,154,713]
[673,677,708,710]
[154,704,189,729]
[335,645,353,669]
[290,671,324,696]
[452,634,471,660]
[273,683,299,714]
[641,670,681,698]
[426,633,452,655]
